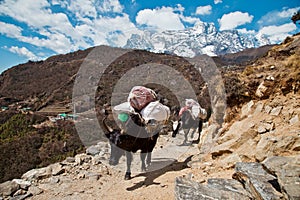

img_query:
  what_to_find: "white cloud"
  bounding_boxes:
[237,28,256,35]
[214,0,222,4]
[258,7,300,27]
[136,6,185,31]
[68,0,97,19]
[20,32,74,54]
[0,0,193,53]
[219,11,253,31]
[97,0,123,13]
[174,4,185,13]
[93,15,139,46]
[195,5,212,15]
[0,21,73,54]
[0,0,138,53]
[50,0,67,7]
[258,23,297,43]
[278,7,300,18]
[0,0,53,28]
[8,46,38,60]
[0,22,23,38]
[0,0,78,38]
[176,4,201,26]
[180,16,201,25]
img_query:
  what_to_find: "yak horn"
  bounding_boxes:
[102,117,113,133]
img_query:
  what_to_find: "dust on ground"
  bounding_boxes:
[28,129,229,200]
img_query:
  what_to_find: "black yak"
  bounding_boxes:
[172,105,211,144]
[102,113,161,180]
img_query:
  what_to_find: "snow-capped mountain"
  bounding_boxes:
[124,21,270,57]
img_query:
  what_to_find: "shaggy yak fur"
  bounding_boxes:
[172,107,211,144]
[103,114,160,180]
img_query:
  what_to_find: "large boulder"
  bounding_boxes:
[0,181,19,197]
[21,167,52,181]
[176,159,300,200]
[263,156,300,200]
[175,176,251,200]
[233,162,283,200]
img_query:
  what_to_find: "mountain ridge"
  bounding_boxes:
[124,21,271,57]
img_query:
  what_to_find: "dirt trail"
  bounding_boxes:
[28,132,207,200]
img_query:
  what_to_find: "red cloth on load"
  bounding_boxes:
[179,106,189,117]
[128,86,157,111]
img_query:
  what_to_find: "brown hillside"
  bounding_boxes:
[0,44,275,111]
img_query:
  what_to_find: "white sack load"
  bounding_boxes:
[140,101,170,122]
[185,99,199,107]
[185,99,207,120]
[113,102,134,113]
[192,104,207,120]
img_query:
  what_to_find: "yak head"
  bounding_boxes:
[109,143,124,166]
[102,117,124,165]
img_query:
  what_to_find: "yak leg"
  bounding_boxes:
[140,152,147,172]
[193,120,203,144]
[172,121,181,137]
[125,151,133,180]
[182,128,190,144]
[146,152,152,168]
[190,128,196,140]
[140,152,152,171]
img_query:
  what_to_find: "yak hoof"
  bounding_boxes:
[141,166,146,172]
[192,139,200,144]
[124,172,131,180]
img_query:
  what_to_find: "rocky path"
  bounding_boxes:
[25,132,202,200]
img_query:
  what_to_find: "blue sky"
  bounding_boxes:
[0,0,299,73]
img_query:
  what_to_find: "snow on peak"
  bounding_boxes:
[124,22,271,57]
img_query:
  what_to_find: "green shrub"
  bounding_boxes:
[0,114,35,142]
[0,114,84,183]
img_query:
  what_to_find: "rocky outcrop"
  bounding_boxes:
[183,79,299,199]
[233,162,283,199]
[263,156,300,200]
[175,157,299,200]
[0,148,112,199]
[196,93,300,167]
[175,175,251,200]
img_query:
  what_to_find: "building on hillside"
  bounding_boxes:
[1,106,9,111]
[55,113,79,121]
